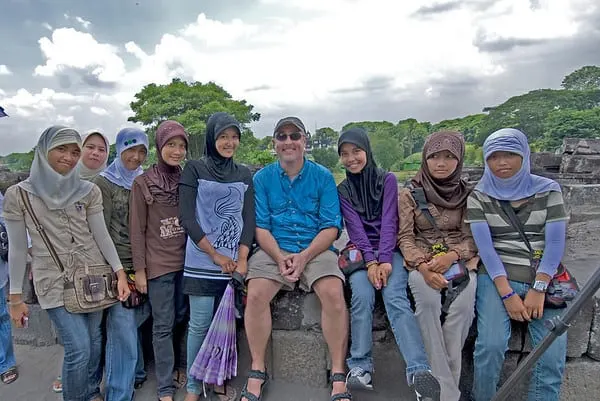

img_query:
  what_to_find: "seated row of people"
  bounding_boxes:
[1,113,567,401]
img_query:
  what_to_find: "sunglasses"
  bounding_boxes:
[275,132,303,142]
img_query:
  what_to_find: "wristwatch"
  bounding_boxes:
[532,280,548,293]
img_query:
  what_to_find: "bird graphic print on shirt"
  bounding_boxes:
[212,186,243,254]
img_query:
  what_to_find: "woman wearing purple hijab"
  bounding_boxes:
[466,128,567,401]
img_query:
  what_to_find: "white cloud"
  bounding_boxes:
[34,28,126,83]
[0,0,595,154]
[90,106,108,116]
[75,16,92,30]
[42,22,53,31]
[63,14,92,30]
[0,65,12,75]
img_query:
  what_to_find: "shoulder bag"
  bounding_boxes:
[19,187,119,313]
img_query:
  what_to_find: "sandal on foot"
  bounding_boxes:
[239,369,268,401]
[52,376,63,393]
[0,366,18,385]
[330,372,352,401]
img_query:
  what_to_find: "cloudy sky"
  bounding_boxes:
[0,0,599,155]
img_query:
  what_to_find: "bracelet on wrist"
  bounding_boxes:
[501,290,516,301]
[7,300,24,306]
[366,261,378,269]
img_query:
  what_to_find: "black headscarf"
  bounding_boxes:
[337,127,387,221]
[203,112,242,182]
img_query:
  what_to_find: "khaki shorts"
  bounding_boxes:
[247,249,344,291]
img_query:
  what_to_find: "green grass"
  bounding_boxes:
[333,170,418,184]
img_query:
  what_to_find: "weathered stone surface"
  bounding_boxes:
[12,303,57,346]
[561,138,600,155]
[587,298,600,360]
[271,329,328,387]
[561,154,600,175]
[531,152,562,173]
[271,290,321,331]
[0,166,28,193]
[560,357,600,401]
[567,297,594,358]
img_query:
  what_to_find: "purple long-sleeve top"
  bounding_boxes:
[339,172,398,264]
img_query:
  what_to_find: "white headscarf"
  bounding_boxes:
[79,130,110,180]
[18,126,94,210]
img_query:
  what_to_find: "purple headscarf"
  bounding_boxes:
[475,128,561,200]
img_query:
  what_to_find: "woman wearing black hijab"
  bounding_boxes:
[338,128,441,401]
[179,112,255,400]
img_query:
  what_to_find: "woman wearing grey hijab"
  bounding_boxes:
[79,130,110,181]
[3,126,130,401]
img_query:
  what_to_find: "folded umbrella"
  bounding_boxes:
[189,282,238,386]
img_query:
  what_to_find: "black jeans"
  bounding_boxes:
[147,270,189,397]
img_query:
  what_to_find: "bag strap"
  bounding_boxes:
[18,187,65,273]
[410,186,446,239]
[498,200,533,254]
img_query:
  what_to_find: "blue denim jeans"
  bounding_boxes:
[134,302,151,382]
[472,274,567,401]
[347,252,431,382]
[46,306,103,401]
[186,295,215,395]
[0,285,16,375]
[148,271,189,398]
[104,302,138,401]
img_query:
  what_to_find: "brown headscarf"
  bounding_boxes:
[411,131,470,209]
[144,120,189,205]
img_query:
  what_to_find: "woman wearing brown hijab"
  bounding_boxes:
[129,120,190,401]
[397,131,478,401]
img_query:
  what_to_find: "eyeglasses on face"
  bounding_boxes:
[275,132,303,142]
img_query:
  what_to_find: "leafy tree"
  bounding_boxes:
[312,148,339,170]
[370,130,402,171]
[477,89,600,145]
[235,130,276,166]
[431,114,486,142]
[397,118,429,157]
[464,143,483,166]
[314,127,339,148]
[561,66,600,91]
[0,149,34,172]
[542,107,600,149]
[129,79,260,159]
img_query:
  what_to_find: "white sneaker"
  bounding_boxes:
[345,367,374,391]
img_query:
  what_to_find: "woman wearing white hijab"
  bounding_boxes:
[79,130,110,180]
[3,125,129,401]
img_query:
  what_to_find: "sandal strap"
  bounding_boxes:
[240,388,260,401]
[330,372,347,383]
[247,369,268,381]
[331,391,353,401]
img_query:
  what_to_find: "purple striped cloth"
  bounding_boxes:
[189,283,238,386]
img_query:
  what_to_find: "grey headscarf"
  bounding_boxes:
[18,126,94,210]
[78,130,110,180]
